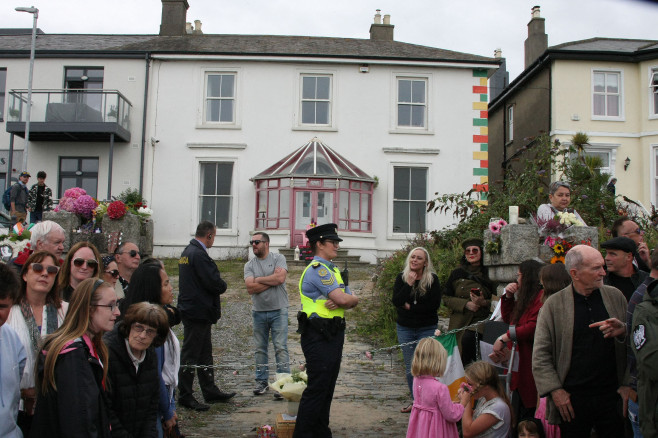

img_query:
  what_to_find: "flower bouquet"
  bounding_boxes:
[270,368,308,416]
[485,218,507,255]
[107,200,127,220]
[533,211,584,238]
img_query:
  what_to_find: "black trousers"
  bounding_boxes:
[559,391,624,438]
[177,319,220,402]
[293,326,345,438]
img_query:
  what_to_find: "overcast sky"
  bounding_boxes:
[2,0,658,80]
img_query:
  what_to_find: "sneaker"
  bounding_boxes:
[273,391,283,400]
[253,381,269,395]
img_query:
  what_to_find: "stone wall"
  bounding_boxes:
[44,211,153,255]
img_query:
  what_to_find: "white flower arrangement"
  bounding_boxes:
[556,211,583,227]
[137,206,153,216]
[0,237,31,257]
[269,369,308,402]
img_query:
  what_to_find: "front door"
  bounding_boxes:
[292,189,334,247]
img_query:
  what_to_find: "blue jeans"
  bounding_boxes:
[628,398,643,438]
[253,308,290,382]
[396,323,436,397]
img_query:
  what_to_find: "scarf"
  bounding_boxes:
[162,329,181,400]
[19,297,59,354]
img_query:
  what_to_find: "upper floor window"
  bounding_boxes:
[393,166,427,234]
[205,73,236,124]
[199,161,234,229]
[64,67,104,112]
[593,70,622,119]
[0,68,6,121]
[397,78,427,128]
[506,105,514,143]
[648,68,658,116]
[301,74,331,125]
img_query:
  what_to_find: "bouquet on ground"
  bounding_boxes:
[269,367,308,402]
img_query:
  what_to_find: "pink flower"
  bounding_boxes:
[72,195,98,219]
[365,351,373,360]
[489,222,501,234]
[544,236,556,247]
[498,219,508,227]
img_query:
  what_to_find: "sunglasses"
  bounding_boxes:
[31,263,60,275]
[73,258,99,269]
[249,240,265,245]
[465,248,480,254]
[104,269,120,278]
[117,249,140,258]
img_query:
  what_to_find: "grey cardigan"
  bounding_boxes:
[532,284,628,425]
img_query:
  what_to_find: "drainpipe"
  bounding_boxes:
[6,134,14,191]
[139,52,151,196]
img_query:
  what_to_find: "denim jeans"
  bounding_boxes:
[396,323,436,397]
[253,307,290,382]
[628,398,643,438]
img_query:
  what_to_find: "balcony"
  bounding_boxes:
[5,89,132,142]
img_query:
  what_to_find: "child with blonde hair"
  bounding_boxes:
[459,361,512,438]
[406,337,468,438]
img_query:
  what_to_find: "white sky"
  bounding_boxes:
[2,0,658,81]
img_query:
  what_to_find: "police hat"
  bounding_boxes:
[461,238,483,249]
[601,236,637,254]
[306,223,343,242]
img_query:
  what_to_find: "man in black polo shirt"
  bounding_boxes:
[533,245,627,437]
[602,236,649,301]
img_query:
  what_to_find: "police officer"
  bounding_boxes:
[294,223,358,438]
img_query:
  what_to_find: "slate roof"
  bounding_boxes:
[550,37,658,54]
[0,33,497,64]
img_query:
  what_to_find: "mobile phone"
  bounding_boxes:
[470,288,481,296]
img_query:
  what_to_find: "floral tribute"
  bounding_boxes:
[107,200,127,220]
[544,235,592,264]
[55,187,89,213]
[485,218,508,255]
[71,195,98,219]
[269,367,308,402]
[534,211,584,238]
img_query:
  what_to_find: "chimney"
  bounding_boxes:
[193,19,203,34]
[374,9,381,24]
[186,22,193,34]
[369,10,394,41]
[494,48,502,59]
[524,5,548,69]
[160,0,189,36]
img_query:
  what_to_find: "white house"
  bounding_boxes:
[1,1,499,263]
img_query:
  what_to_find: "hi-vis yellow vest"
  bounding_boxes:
[299,261,345,319]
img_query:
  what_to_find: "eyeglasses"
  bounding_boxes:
[325,240,340,247]
[465,248,480,254]
[132,323,157,338]
[104,269,120,278]
[249,240,265,246]
[73,258,99,269]
[117,249,139,258]
[92,302,119,312]
[30,263,60,275]
[626,228,644,236]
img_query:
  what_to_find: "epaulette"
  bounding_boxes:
[311,262,321,269]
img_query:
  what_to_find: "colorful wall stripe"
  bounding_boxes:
[472,69,489,203]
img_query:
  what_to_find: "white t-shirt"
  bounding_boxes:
[473,396,511,438]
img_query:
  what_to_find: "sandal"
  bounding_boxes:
[400,403,413,413]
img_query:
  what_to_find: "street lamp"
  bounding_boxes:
[15,6,38,173]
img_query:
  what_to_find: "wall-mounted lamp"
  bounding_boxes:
[624,157,631,171]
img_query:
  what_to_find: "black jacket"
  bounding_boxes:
[30,339,111,438]
[392,273,442,328]
[104,325,159,438]
[177,238,227,323]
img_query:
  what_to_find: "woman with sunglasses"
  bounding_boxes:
[104,302,168,437]
[536,181,587,225]
[30,278,119,438]
[443,238,495,367]
[57,241,102,302]
[121,262,182,436]
[6,250,67,435]
[102,255,125,300]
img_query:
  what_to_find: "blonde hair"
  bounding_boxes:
[402,247,436,295]
[57,241,102,291]
[411,337,447,378]
[465,361,514,425]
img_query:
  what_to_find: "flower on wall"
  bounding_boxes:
[71,195,98,219]
[107,200,127,220]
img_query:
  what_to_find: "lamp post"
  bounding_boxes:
[15,6,38,173]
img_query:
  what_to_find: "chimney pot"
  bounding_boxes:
[186,22,193,33]
[374,9,381,24]
[532,5,541,18]
[383,14,391,25]
[494,48,502,58]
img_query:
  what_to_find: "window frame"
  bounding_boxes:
[195,158,238,234]
[389,163,429,237]
[591,69,624,121]
[199,69,241,129]
[649,66,658,119]
[653,145,658,206]
[294,71,336,131]
[0,68,6,122]
[390,73,432,134]
[58,156,99,198]
[506,105,514,144]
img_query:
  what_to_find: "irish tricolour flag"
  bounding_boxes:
[435,333,466,399]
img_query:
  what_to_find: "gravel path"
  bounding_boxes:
[172,268,417,437]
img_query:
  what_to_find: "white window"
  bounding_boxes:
[650,68,658,117]
[654,147,658,205]
[199,162,234,229]
[301,74,331,125]
[205,73,236,123]
[507,105,514,143]
[397,78,427,128]
[393,166,427,233]
[593,70,622,119]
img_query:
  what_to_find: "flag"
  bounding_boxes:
[436,333,466,400]
[12,221,24,235]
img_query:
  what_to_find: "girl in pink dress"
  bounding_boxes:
[406,338,468,438]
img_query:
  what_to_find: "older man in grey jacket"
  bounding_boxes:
[533,245,627,437]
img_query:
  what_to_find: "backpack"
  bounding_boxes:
[2,186,12,210]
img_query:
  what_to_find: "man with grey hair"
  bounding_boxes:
[8,220,66,273]
[533,245,627,437]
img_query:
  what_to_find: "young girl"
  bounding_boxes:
[406,337,468,438]
[517,418,546,438]
[459,361,512,438]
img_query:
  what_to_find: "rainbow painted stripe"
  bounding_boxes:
[472,69,488,203]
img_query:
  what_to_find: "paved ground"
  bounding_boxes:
[172,265,418,437]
